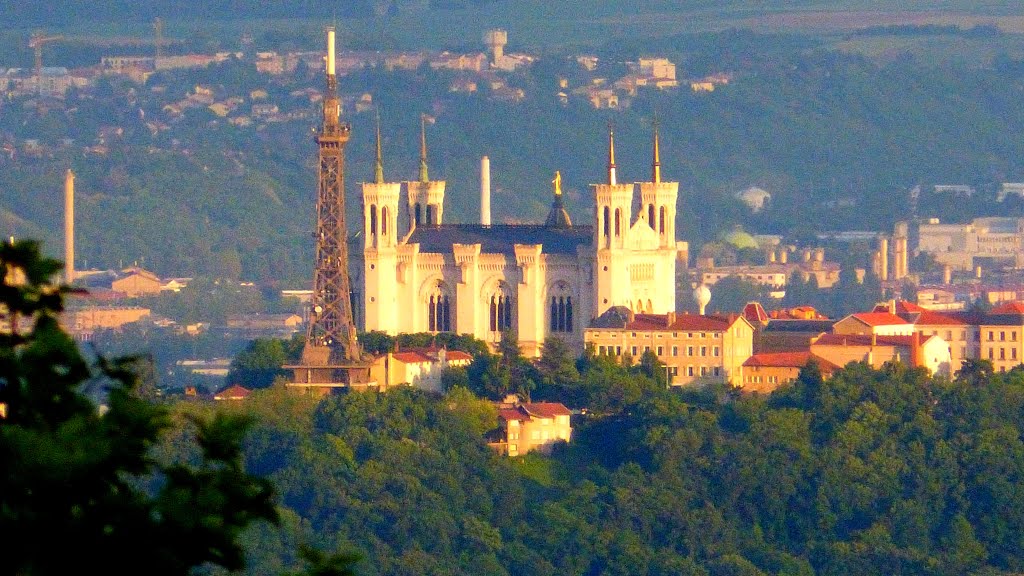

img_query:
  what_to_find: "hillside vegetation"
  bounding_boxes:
[170,357,1024,575]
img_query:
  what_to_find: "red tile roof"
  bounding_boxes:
[743,302,769,323]
[522,402,572,418]
[849,312,911,327]
[214,384,251,400]
[392,347,475,364]
[872,300,926,314]
[743,351,838,371]
[626,313,740,332]
[913,310,967,326]
[813,334,914,347]
[498,402,571,422]
[991,301,1024,314]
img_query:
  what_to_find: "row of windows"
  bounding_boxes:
[988,347,1019,361]
[745,375,785,385]
[596,344,719,358]
[624,331,722,339]
[986,330,1019,342]
[550,296,574,333]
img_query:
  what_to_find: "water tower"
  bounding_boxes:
[693,284,711,315]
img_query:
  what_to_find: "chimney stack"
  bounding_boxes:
[878,236,889,281]
[64,168,75,283]
[943,264,952,285]
[480,155,491,225]
[779,249,788,264]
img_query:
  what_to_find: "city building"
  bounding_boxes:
[354,123,686,357]
[584,307,754,386]
[916,217,1024,271]
[61,306,151,341]
[977,302,1024,373]
[832,312,914,337]
[387,347,473,392]
[810,333,951,376]
[741,351,838,393]
[873,300,972,373]
[490,399,572,457]
[111,267,162,297]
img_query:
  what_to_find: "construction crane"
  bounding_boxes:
[28,32,63,95]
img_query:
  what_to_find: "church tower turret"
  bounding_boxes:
[362,112,402,334]
[637,119,681,314]
[405,115,446,228]
[638,120,678,249]
[591,123,636,317]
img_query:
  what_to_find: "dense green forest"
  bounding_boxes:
[163,354,1024,576]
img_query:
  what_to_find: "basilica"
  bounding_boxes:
[351,121,688,356]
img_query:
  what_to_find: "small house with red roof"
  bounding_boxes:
[213,384,251,401]
[833,311,914,337]
[387,347,473,392]
[741,351,839,393]
[490,398,572,457]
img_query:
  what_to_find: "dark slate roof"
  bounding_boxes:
[763,319,836,333]
[544,195,573,228]
[590,306,633,329]
[406,224,593,256]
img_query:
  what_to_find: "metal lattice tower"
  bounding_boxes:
[305,26,360,362]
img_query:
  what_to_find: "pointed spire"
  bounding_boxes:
[652,116,661,184]
[607,121,617,185]
[374,109,384,184]
[418,113,429,183]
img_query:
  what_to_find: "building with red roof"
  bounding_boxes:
[810,332,951,376]
[213,384,251,401]
[490,398,572,457]
[874,300,970,373]
[385,346,473,392]
[584,307,754,386]
[833,311,914,337]
[741,351,839,393]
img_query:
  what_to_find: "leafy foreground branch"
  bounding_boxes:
[0,240,355,576]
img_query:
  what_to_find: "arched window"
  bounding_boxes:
[602,206,611,238]
[490,285,513,332]
[549,283,574,333]
[427,282,451,332]
[382,206,389,236]
[426,204,434,226]
[614,208,621,237]
[647,299,653,313]
[414,204,422,226]
[648,204,655,230]
[659,206,666,234]
[369,204,378,236]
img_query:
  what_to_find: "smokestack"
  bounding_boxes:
[943,264,952,285]
[779,249,788,264]
[480,156,491,225]
[64,168,75,283]
[326,27,336,76]
[878,236,889,281]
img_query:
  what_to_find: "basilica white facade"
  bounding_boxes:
[351,125,688,356]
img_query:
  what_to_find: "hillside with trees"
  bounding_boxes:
[172,345,1024,575]
[5,27,1024,281]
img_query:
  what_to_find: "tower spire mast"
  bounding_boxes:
[418,113,429,183]
[374,109,384,184]
[607,121,617,185]
[652,116,661,184]
[304,25,359,362]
